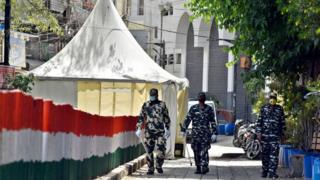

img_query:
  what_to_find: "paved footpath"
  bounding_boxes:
[122,136,303,180]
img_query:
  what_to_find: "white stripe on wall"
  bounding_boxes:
[0,129,140,165]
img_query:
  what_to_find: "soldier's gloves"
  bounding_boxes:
[211,134,217,143]
[135,128,142,138]
[164,128,170,139]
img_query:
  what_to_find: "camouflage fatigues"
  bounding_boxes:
[181,104,217,168]
[256,104,286,176]
[136,100,170,172]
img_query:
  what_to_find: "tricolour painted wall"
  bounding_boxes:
[0,90,144,180]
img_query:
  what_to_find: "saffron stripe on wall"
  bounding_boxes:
[0,144,144,180]
[0,91,138,136]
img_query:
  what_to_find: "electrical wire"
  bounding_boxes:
[26,0,233,43]
[125,19,234,42]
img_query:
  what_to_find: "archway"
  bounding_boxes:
[185,23,204,98]
[175,13,189,50]
[207,20,228,107]
[175,13,190,78]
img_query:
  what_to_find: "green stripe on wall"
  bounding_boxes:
[0,144,144,180]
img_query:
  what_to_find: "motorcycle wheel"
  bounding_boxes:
[245,139,261,160]
[233,138,241,147]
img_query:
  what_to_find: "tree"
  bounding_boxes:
[186,0,320,149]
[0,0,63,35]
[186,0,320,87]
[6,73,35,92]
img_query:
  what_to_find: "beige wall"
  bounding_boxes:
[77,81,162,116]
[77,80,188,158]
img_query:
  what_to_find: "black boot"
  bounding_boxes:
[202,166,209,174]
[261,172,267,178]
[147,169,154,175]
[156,168,163,174]
[194,166,201,174]
[269,174,279,179]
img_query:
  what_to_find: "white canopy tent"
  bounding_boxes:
[31,0,189,159]
[31,0,186,85]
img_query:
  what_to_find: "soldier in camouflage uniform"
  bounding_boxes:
[136,88,170,175]
[256,93,286,179]
[180,92,217,174]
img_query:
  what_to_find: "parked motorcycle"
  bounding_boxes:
[244,123,261,159]
[233,120,261,159]
[232,119,246,147]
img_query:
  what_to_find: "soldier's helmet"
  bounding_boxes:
[198,92,206,102]
[150,88,158,96]
[269,92,277,100]
[198,92,206,99]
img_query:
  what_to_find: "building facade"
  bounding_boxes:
[23,0,251,120]
[123,0,251,120]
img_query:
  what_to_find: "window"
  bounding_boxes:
[163,5,173,16]
[138,0,144,15]
[82,0,95,11]
[163,10,169,16]
[169,6,173,15]
[164,54,168,65]
[168,54,174,65]
[127,0,131,16]
[176,53,181,64]
[154,26,158,38]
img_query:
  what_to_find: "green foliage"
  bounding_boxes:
[252,91,266,115]
[6,73,35,93]
[0,0,63,35]
[248,74,320,149]
[267,78,319,149]
[186,0,320,88]
[243,76,265,101]
[207,95,222,108]
[278,0,320,40]
[307,80,320,92]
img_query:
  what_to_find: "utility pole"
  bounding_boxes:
[161,40,165,68]
[160,9,163,45]
[3,0,11,66]
[159,7,164,68]
[233,63,237,122]
[151,42,166,68]
[158,2,169,69]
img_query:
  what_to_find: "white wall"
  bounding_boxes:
[31,80,77,107]
[124,0,236,102]
[125,0,234,77]
[128,0,145,24]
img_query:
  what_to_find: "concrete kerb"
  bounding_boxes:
[94,154,146,180]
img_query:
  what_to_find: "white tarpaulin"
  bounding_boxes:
[31,0,187,87]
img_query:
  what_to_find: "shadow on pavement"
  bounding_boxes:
[123,136,302,180]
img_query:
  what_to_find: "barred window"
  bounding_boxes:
[168,54,174,65]
[176,53,181,64]
[138,0,144,15]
